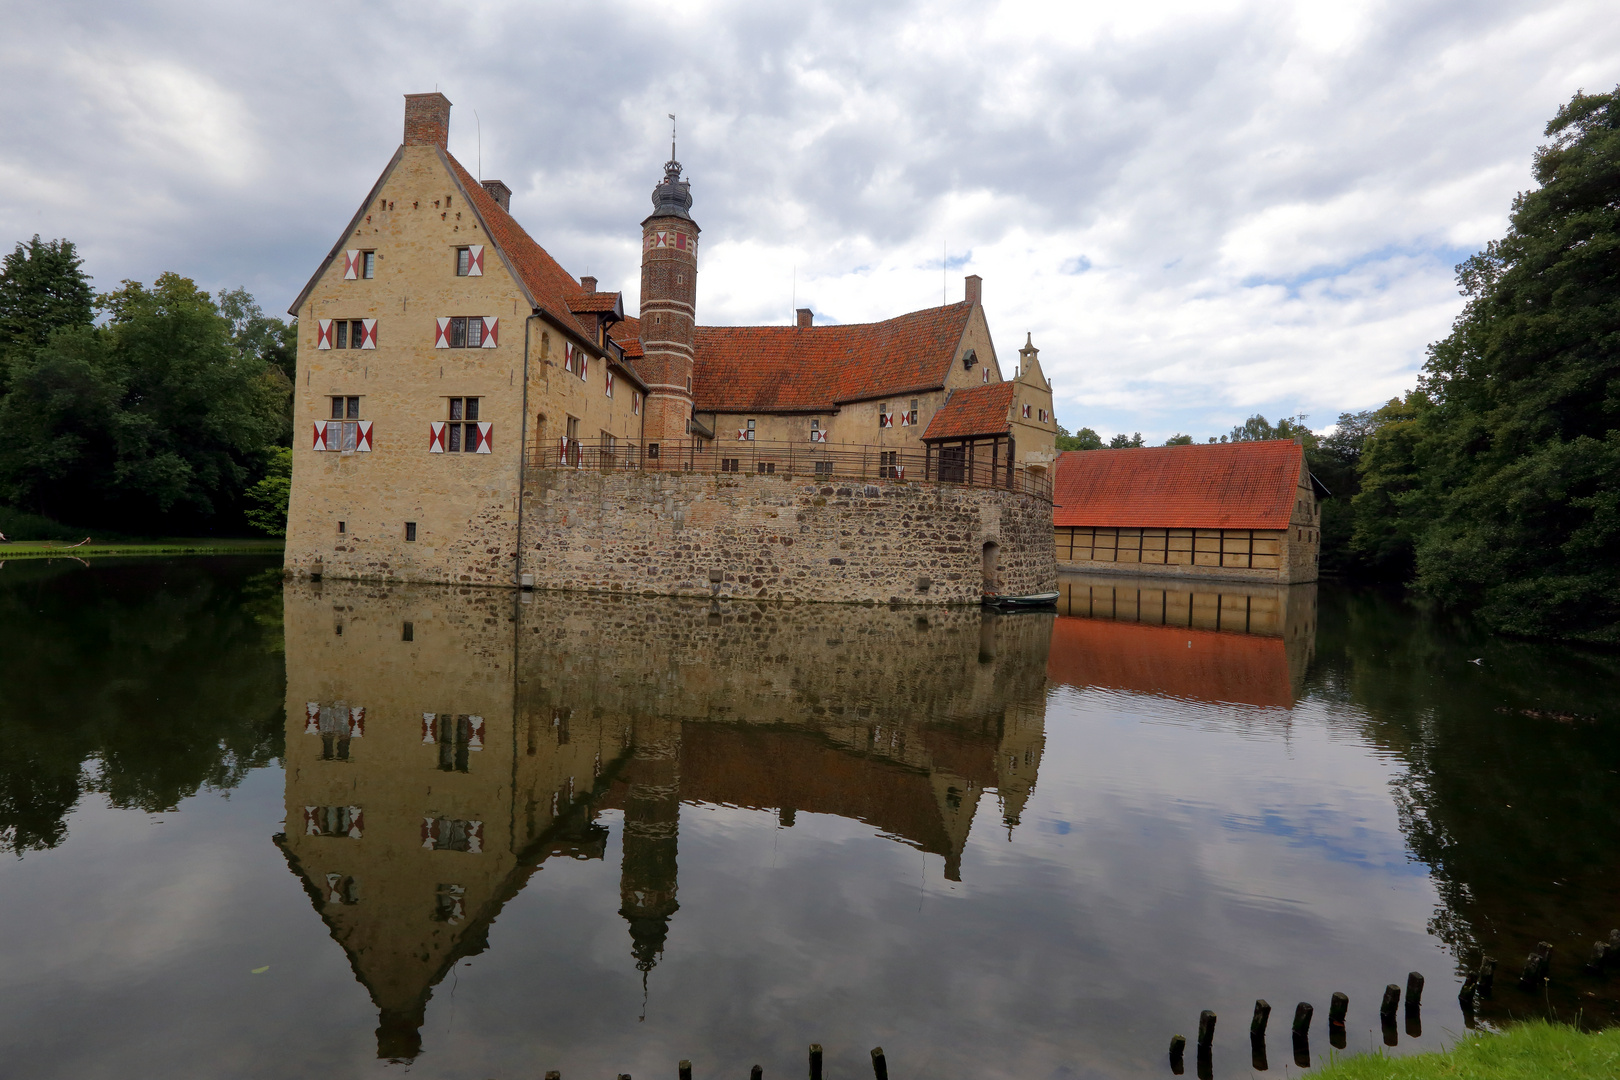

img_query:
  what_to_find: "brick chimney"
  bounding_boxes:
[581,276,598,292]
[403,92,452,149]
[796,307,813,328]
[964,275,982,306]
[482,180,511,212]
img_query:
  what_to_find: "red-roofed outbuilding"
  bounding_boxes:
[1051,441,1327,583]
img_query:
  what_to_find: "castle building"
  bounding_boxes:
[285,93,1057,601]
[1051,440,1328,584]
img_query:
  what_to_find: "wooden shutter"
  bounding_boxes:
[420,817,439,849]
[421,712,437,743]
[481,317,498,348]
[579,350,588,378]
[467,715,485,749]
[360,319,377,349]
[348,706,365,738]
[880,412,894,428]
[435,318,451,348]
[605,370,614,397]
[466,821,484,854]
[303,807,318,835]
[429,421,446,453]
[356,421,373,451]
[475,422,493,454]
[305,703,320,735]
[983,367,990,383]
[342,250,360,279]
[737,428,748,441]
[312,421,329,450]
[467,244,484,276]
[346,809,363,840]
[564,342,573,373]
[894,465,905,480]
[899,410,911,426]
[317,319,334,349]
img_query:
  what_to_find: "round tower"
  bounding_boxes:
[639,156,701,446]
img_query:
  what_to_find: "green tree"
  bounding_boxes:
[1228,413,1317,446]
[1164,433,1194,445]
[1309,409,1377,575]
[218,287,296,444]
[1055,423,1103,451]
[1397,87,1620,640]
[0,236,95,393]
[244,446,291,537]
[0,274,288,531]
[1108,432,1144,448]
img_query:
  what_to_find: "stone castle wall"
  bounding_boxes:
[519,469,1057,605]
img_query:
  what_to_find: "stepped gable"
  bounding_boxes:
[920,381,1016,441]
[1053,440,1309,530]
[688,301,975,413]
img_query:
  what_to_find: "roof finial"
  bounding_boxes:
[668,113,677,163]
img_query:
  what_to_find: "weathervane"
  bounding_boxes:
[669,113,677,162]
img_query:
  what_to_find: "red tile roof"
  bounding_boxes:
[1052,440,1305,530]
[607,314,642,358]
[920,381,1015,441]
[567,292,623,314]
[443,153,598,343]
[689,303,974,412]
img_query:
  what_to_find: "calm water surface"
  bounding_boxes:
[0,558,1616,1080]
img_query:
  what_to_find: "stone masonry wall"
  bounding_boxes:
[520,470,1056,605]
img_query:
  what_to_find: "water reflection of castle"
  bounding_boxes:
[277,583,1052,1060]
[1049,572,1318,707]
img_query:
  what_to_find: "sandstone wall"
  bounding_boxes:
[519,469,1057,604]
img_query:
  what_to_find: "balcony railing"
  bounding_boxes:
[532,438,1053,500]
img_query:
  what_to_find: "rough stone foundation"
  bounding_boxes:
[520,469,1056,605]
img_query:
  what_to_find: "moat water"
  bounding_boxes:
[0,557,1616,1079]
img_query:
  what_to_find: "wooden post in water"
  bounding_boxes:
[1458,971,1477,1010]
[1197,1011,1216,1047]
[1379,984,1401,1020]
[1478,956,1496,997]
[1519,942,1553,990]
[751,1066,763,1080]
[808,1044,823,1080]
[1328,992,1348,1027]
[1291,1031,1310,1069]
[1250,1030,1268,1073]
[870,1047,888,1080]
[1291,1002,1313,1035]
[1584,941,1609,974]
[546,1073,560,1080]
[680,1061,692,1080]
[1406,971,1424,1038]
[1250,999,1271,1036]
[1168,1034,1186,1075]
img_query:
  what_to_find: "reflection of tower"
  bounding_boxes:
[618,718,682,998]
[638,144,700,445]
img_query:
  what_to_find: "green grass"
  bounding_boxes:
[0,538,283,560]
[1314,1020,1620,1079]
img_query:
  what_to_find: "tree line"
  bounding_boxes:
[0,241,294,537]
[1056,87,1620,643]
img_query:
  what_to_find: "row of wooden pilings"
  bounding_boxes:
[542,1045,890,1080]
[1169,927,1620,1075]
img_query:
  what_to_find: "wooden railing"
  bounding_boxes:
[531,438,1053,500]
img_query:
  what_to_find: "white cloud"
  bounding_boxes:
[0,0,1615,439]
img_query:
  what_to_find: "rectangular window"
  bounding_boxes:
[721,458,739,472]
[402,621,414,642]
[908,399,919,426]
[880,450,899,478]
[814,460,833,476]
[443,398,483,454]
[449,317,467,348]
[745,419,756,441]
[466,318,484,348]
[335,320,349,349]
[321,397,363,452]
[647,443,660,459]
[456,248,471,276]
[405,522,417,542]
[362,251,375,279]
[756,461,776,474]
[337,521,346,534]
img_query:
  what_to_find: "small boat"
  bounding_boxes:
[982,590,1059,609]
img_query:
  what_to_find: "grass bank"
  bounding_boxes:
[1315,1020,1620,1078]
[0,538,283,560]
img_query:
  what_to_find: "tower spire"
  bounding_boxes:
[669,113,676,163]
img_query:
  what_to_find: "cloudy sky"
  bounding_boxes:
[2,0,1616,441]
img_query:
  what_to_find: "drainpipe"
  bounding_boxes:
[515,311,538,587]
